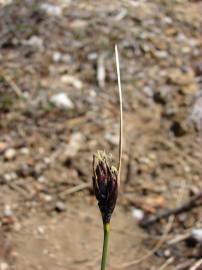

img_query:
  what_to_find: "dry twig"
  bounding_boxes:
[140,191,202,228]
[60,183,91,198]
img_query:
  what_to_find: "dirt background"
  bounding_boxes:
[0,0,202,269]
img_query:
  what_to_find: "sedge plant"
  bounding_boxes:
[92,45,123,270]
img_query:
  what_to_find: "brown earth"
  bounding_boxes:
[0,0,202,269]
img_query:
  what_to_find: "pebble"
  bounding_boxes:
[191,228,202,244]
[153,50,168,59]
[164,249,171,257]
[23,36,44,50]
[104,132,119,146]
[43,157,51,165]
[87,52,98,60]
[139,156,151,165]
[3,172,17,182]
[40,3,62,17]
[0,262,9,270]
[50,92,74,110]
[52,51,61,62]
[163,16,173,24]
[61,75,83,90]
[64,132,85,158]
[191,96,202,132]
[42,194,53,202]
[4,148,16,160]
[20,147,29,155]
[3,205,13,217]
[37,225,45,235]
[184,165,191,173]
[0,142,7,152]
[37,176,46,183]
[52,52,72,63]
[143,86,153,97]
[131,208,144,221]
[176,32,187,43]
[0,0,12,6]
[55,201,66,212]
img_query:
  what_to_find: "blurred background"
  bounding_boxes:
[0,0,202,269]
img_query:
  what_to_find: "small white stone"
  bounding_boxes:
[154,50,168,59]
[4,205,13,217]
[20,147,29,155]
[23,36,44,50]
[4,173,12,182]
[4,148,16,160]
[52,51,61,62]
[143,86,153,97]
[44,157,51,165]
[37,225,45,235]
[62,54,72,63]
[38,147,45,154]
[61,75,83,90]
[191,96,202,132]
[4,172,17,182]
[163,16,173,24]
[43,195,53,202]
[55,201,66,212]
[191,228,202,243]
[184,165,191,173]
[50,92,74,110]
[88,52,98,60]
[189,38,198,48]
[37,176,46,183]
[164,249,171,257]
[40,3,62,16]
[22,92,30,100]
[131,208,144,221]
[176,32,187,42]
[139,157,150,165]
[0,262,9,270]
[0,0,12,6]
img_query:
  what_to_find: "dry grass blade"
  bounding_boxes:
[189,259,202,270]
[115,45,123,184]
[159,257,174,270]
[60,183,91,198]
[1,72,23,98]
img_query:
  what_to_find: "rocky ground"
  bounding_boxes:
[0,0,202,269]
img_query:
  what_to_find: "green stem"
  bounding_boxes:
[101,223,110,270]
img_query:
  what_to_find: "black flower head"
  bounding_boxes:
[92,151,118,224]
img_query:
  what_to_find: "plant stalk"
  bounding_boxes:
[101,223,110,270]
